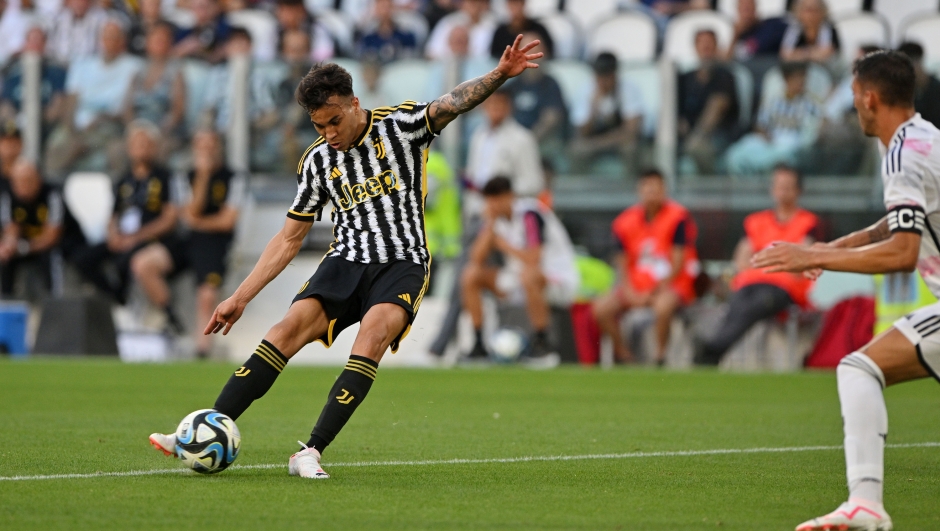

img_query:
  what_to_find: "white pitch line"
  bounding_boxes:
[2,442,938,482]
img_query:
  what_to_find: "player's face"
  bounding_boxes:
[852,77,877,137]
[310,96,363,151]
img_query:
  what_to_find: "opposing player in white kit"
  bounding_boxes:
[753,50,940,531]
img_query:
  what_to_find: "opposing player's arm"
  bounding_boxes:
[427,34,542,133]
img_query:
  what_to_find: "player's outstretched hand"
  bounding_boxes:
[205,296,247,336]
[496,34,543,79]
[751,241,816,273]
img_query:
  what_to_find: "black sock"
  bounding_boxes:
[306,355,378,454]
[534,329,549,344]
[474,328,484,348]
[213,340,288,421]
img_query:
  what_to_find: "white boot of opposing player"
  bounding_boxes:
[289,442,330,479]
[795,501,893,531]
[149,433,178,457]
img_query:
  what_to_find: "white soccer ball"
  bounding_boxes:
[175,409,241,474]
[489,328,527,363]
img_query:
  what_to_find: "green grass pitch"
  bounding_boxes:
[0,359,938,530]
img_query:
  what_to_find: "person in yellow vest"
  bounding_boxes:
[423,150,461,265]
[874,272,937,334]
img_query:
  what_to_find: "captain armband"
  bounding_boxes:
[887,205,925,235]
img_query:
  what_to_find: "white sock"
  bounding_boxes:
[837,352,888,506]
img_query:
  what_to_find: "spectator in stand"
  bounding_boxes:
[461,176,578,366]
[489,0,553,60]
[425,0,496,60]
[0,0,32,68]
[172,0,232,64]
[504,32,566,159]
[678,29,739,174]
[897,42,940,129]
[278,29,317,170]
[0,123,22,192]
[202,28,281,170]
[127,0,175,56]
[0,158,84,298]
[465,88,544,217]
[45,20,143,177]
[0,28,68,136]
[726,0,787,61]
[638,0,711,35]
[423,0,457,31]
[274,0,335,63]
[74,121,178,311]
[569,52,644,173]
[725,61,821,176]
[45,0,111,64]
[121,22,185,159]
[592,169,699,365]
[780,0,839,64]
[697,165,820,365]
[355,59,391,110]
[356,0,418,63]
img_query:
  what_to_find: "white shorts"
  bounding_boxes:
[495,268,576,307]
[892,300,940,383]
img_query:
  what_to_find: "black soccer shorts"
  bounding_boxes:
[187,232,234,288]
[292,256,430,352]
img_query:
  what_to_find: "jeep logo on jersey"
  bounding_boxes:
[337,169,400,211]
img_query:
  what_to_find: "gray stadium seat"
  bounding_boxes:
[181,59,213,132]
[493,0,560,18]
[825,0,864,18]
[717,0,788,19]
[833,13,889,65]
[312,8,356,56]
[63,172,113,245]
[564,0,620,32]
[378,60,445,106]
[539,12,582,59]
[901,14,940,65]
[587,12,657,63]
[874,0,939,45]
[663,11,735,70]
[227,9,279,61]
[620,62,661,137]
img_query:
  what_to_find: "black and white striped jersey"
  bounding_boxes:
[881,113,940,297]
[287,101,437,265]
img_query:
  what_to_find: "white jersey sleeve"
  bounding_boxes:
[882,128,931,235]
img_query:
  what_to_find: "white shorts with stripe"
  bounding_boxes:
[893,300,940,382]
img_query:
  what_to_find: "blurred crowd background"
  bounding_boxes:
[1,0,939,367]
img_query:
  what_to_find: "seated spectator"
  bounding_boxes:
[278,29,318,169]
[172,0,232,64]
[489,0,553,60]
[503,31,567,157]
[45,0,111,64]
[0,27,68,135]
[0,122,23,191]
[121,22,185,159]
[697,165,819,365]
[45,20,143,177]
[780,0,839,64]
[461,176,578,366]
[726,0,787,61]
[127,0,175,56]
[592,169,699,365]
[725,62,821,176]
[569,52,644,174]
[465,88,544,217]
[0,158,84,298]
[678,29,739,174]
[357,0,418,63]
[425,0,496,60]
[637,0,711,35]
[274,0,334,63]
[202,28,281,170]
[423,0,457,31]
[74,121,178,310]
[355,59,391,110]
[0,0,32,67]
[897,42,940,129]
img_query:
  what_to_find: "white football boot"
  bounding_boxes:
[796,501,893,531]
[149,432,178,457]
[288,442,330,479]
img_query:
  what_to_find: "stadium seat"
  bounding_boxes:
[394,10,430,47]
[833,13,889,65]
[305,0,335,11]
[538,12,582,59]
[543,60,594,122]
[759,62,832,111]
[716,0,788,19]
[663,11,735,69]
[461,57,498,81]
[586,12,657,62]
[378,60,445,107]
[564,0,620,32]
[492,0,560,18]
[227,9,279,61]
[63,172,114,245]
[729,63,755,129]
[620,62,661,137]
[874,0,939,45]
[181,59,212,132]
[313,9,356,56]
[901,14,940,65]
[331,58,365,95]
[825,0,864,17]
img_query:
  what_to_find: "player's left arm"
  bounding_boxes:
[427,34,542,133]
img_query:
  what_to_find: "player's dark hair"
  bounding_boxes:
[295,63,355,113]
[772,163,803,191]
[853,50,915,108]
[482,176,513,196]
[638,168,665,182]
[780,61,808,79]
[897,41,924,62]
[228,26,252,43]
[860,44,882,56]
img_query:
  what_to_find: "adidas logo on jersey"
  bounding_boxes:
[398,293,412,304]
[337,169,400,211]
[329,167,343,180]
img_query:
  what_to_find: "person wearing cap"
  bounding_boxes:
[0,122,23,194]
[569,52,644,174]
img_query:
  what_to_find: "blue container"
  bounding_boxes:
[0,303,29,356]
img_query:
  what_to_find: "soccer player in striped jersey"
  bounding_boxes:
[149,35,543,479]
[753,50,940,531]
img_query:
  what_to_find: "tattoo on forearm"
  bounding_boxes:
[869,218,891,244]
[429,70,507,129]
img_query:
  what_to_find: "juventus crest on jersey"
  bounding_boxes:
[881,113,940,297]
[288,101,437,265]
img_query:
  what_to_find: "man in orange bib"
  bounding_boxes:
[592,169,699,365]
[697,164,820,365]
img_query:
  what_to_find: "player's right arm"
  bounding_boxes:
[825,216,892,249]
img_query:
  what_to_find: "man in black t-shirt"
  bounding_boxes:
[504,32,567,158]
[678,30,739,174]
[898,42,940,130]
[490,0,553,60]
